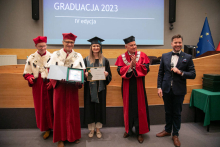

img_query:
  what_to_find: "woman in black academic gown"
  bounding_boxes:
[83,37,112,139]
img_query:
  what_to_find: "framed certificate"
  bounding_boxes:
[67,68,84,83]
[87,67,105,81]
[47,65,84,83]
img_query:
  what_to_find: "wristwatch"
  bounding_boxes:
[180,70,183,76]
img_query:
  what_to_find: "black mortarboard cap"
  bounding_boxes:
[87,36,104,45]
[123,36,135,44]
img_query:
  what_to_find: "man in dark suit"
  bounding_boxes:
[156,34,196,147]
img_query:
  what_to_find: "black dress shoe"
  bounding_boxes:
[137,134,144,143]
[74,139,80,144]
[123,132,129,138]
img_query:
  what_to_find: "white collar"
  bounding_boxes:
[172,50,181,54]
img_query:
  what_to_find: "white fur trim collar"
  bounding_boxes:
[122,51,141,65]
[47,48,85,69]
[23,50,51,78]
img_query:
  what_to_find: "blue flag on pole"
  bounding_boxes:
[196,17,215,57]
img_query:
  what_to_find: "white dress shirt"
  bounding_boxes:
[171,50,181,67]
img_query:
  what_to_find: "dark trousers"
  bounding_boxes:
[163,88,184,136]
[128,117,139,136]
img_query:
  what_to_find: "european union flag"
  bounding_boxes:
[196,17,215,57]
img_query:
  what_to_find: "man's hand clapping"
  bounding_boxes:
[130,55,136,68]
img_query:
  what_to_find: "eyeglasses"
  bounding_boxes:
[38,45,47,48]
[64,41,74,44]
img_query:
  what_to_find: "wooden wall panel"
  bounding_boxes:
[0,73,202,108]
[0,74,34,108]
[0,53,220,108]
[187,54,220,85]
[0,65,24,73]
[0,48,173,59]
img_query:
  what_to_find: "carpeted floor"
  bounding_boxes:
[0,123,220,147]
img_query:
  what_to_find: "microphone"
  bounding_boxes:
[171,62,174,69]
[171,62,174,86]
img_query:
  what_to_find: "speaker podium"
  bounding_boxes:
[197,51,220,58]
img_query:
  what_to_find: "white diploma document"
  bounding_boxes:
[87,67,105,81]
[47,65,84,83]
[47,65,67,80]
[68,69,82,82]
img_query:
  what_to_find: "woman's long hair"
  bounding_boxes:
[88,44,103,64]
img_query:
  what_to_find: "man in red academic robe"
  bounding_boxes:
[115,36,150,143]
[47,33,85,147]
[23,36,53,139]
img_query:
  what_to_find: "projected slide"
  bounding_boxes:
[43,0,164,45]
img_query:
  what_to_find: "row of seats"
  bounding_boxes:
[148,56,161,65]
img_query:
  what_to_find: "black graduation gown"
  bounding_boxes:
[117,64,150,135]
[83,58,112,125]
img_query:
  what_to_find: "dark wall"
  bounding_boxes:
[0,105,203,129]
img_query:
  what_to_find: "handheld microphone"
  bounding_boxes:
[171,62,174,86]
[171,62,174,69]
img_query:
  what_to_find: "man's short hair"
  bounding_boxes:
[171,34,183,41]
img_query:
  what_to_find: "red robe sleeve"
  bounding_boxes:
[75,83,83,89]
[50,79,58,89]
[115,55,133,79]
[23,73,34,87]
[134,53,150,77]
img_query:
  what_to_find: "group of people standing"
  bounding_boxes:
[23,33,195,147]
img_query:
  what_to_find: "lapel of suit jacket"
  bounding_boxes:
[176,51,185,68]
[166,52,172,69]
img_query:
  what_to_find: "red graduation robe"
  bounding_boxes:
[51,80,82,143]
[47,48,85,143]
[115,51,150,134]
[24,73,53,131]
[23,50,53,132]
